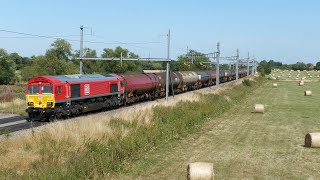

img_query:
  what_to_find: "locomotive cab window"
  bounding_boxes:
[42,85,53,94]
[28,85,39,94]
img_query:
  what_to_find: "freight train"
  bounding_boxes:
[26,69,249,121]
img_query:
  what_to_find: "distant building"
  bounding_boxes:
[307,63,314,70]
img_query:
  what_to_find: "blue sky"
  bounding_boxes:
[0,0,319,64]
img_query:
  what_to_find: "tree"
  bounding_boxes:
[46,39,72,60]
[257,60,271,76]
[20,55,78,81]
[9,52,25,70]
[101,46,140,73]
[315,62,320,70]
[73,48,103,74]
[292,62,307,71]
[268,60,282,67]
[173,50,212,71]
[0,49,16,84]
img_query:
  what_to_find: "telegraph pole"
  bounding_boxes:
[247,52,250,76]
[216,42,220,86]
[165,29,170,101]
[120,52,123,67]
[236,49,239,80]
[255,60,258,73]
[252,55,255,75]
[191,52,194,64]
[80,25,84,74]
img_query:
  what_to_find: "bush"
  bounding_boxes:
[242,79,252,86]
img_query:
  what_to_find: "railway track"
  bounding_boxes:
[0,77,249,136]
[0,115,45,135]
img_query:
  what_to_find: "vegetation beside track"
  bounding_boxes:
[0,84,26,115]
[0,77,265,179]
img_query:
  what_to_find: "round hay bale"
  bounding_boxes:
[288,76,291,78]
[187,162,214,180]
[310,76,313,78]
[305,90,312,96]
[299,81,304,86]
[254,104,265,113]
[272,83,278,88]
[295,78,299,80]
[305,133,320,148]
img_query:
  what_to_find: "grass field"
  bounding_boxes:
[118,79,320,179]
[271,69,320,81]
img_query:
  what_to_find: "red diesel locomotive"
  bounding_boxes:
[26,74,124,120]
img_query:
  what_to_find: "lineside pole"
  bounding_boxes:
[252,56,255,75]
[120,52,123,67]
[255,60,258,73]
[247,52,250,76]
[216,42,220,86]
[236,49,239,80]
[80,25,84,74]
[165,29,170,101]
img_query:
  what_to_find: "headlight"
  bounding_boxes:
[27,102,34,106]
[47,102,53,107]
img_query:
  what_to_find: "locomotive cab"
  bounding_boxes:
[26,82,55,121]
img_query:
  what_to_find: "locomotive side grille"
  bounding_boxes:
[110,84,118,93]
[70,84,81,98]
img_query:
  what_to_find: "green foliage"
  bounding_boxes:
[316,62,320,70]
[0,49,16,85]
[73,48,103,74]
[268,60,282,67]
[46,39,72,60]
[257,60,271,75]
[20,55,78,81]
[101,46,141,73]
[292,61,307,71]
[172,50,212,71]
[3,128,11,139]
[242,79,252,86]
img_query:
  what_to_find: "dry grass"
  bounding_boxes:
[0,84,26,115]
[0,98,25,115]
[0,79,242,175]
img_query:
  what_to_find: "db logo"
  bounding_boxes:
[84,84,90,95]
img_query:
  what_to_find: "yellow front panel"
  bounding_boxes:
[26,94,55,108]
